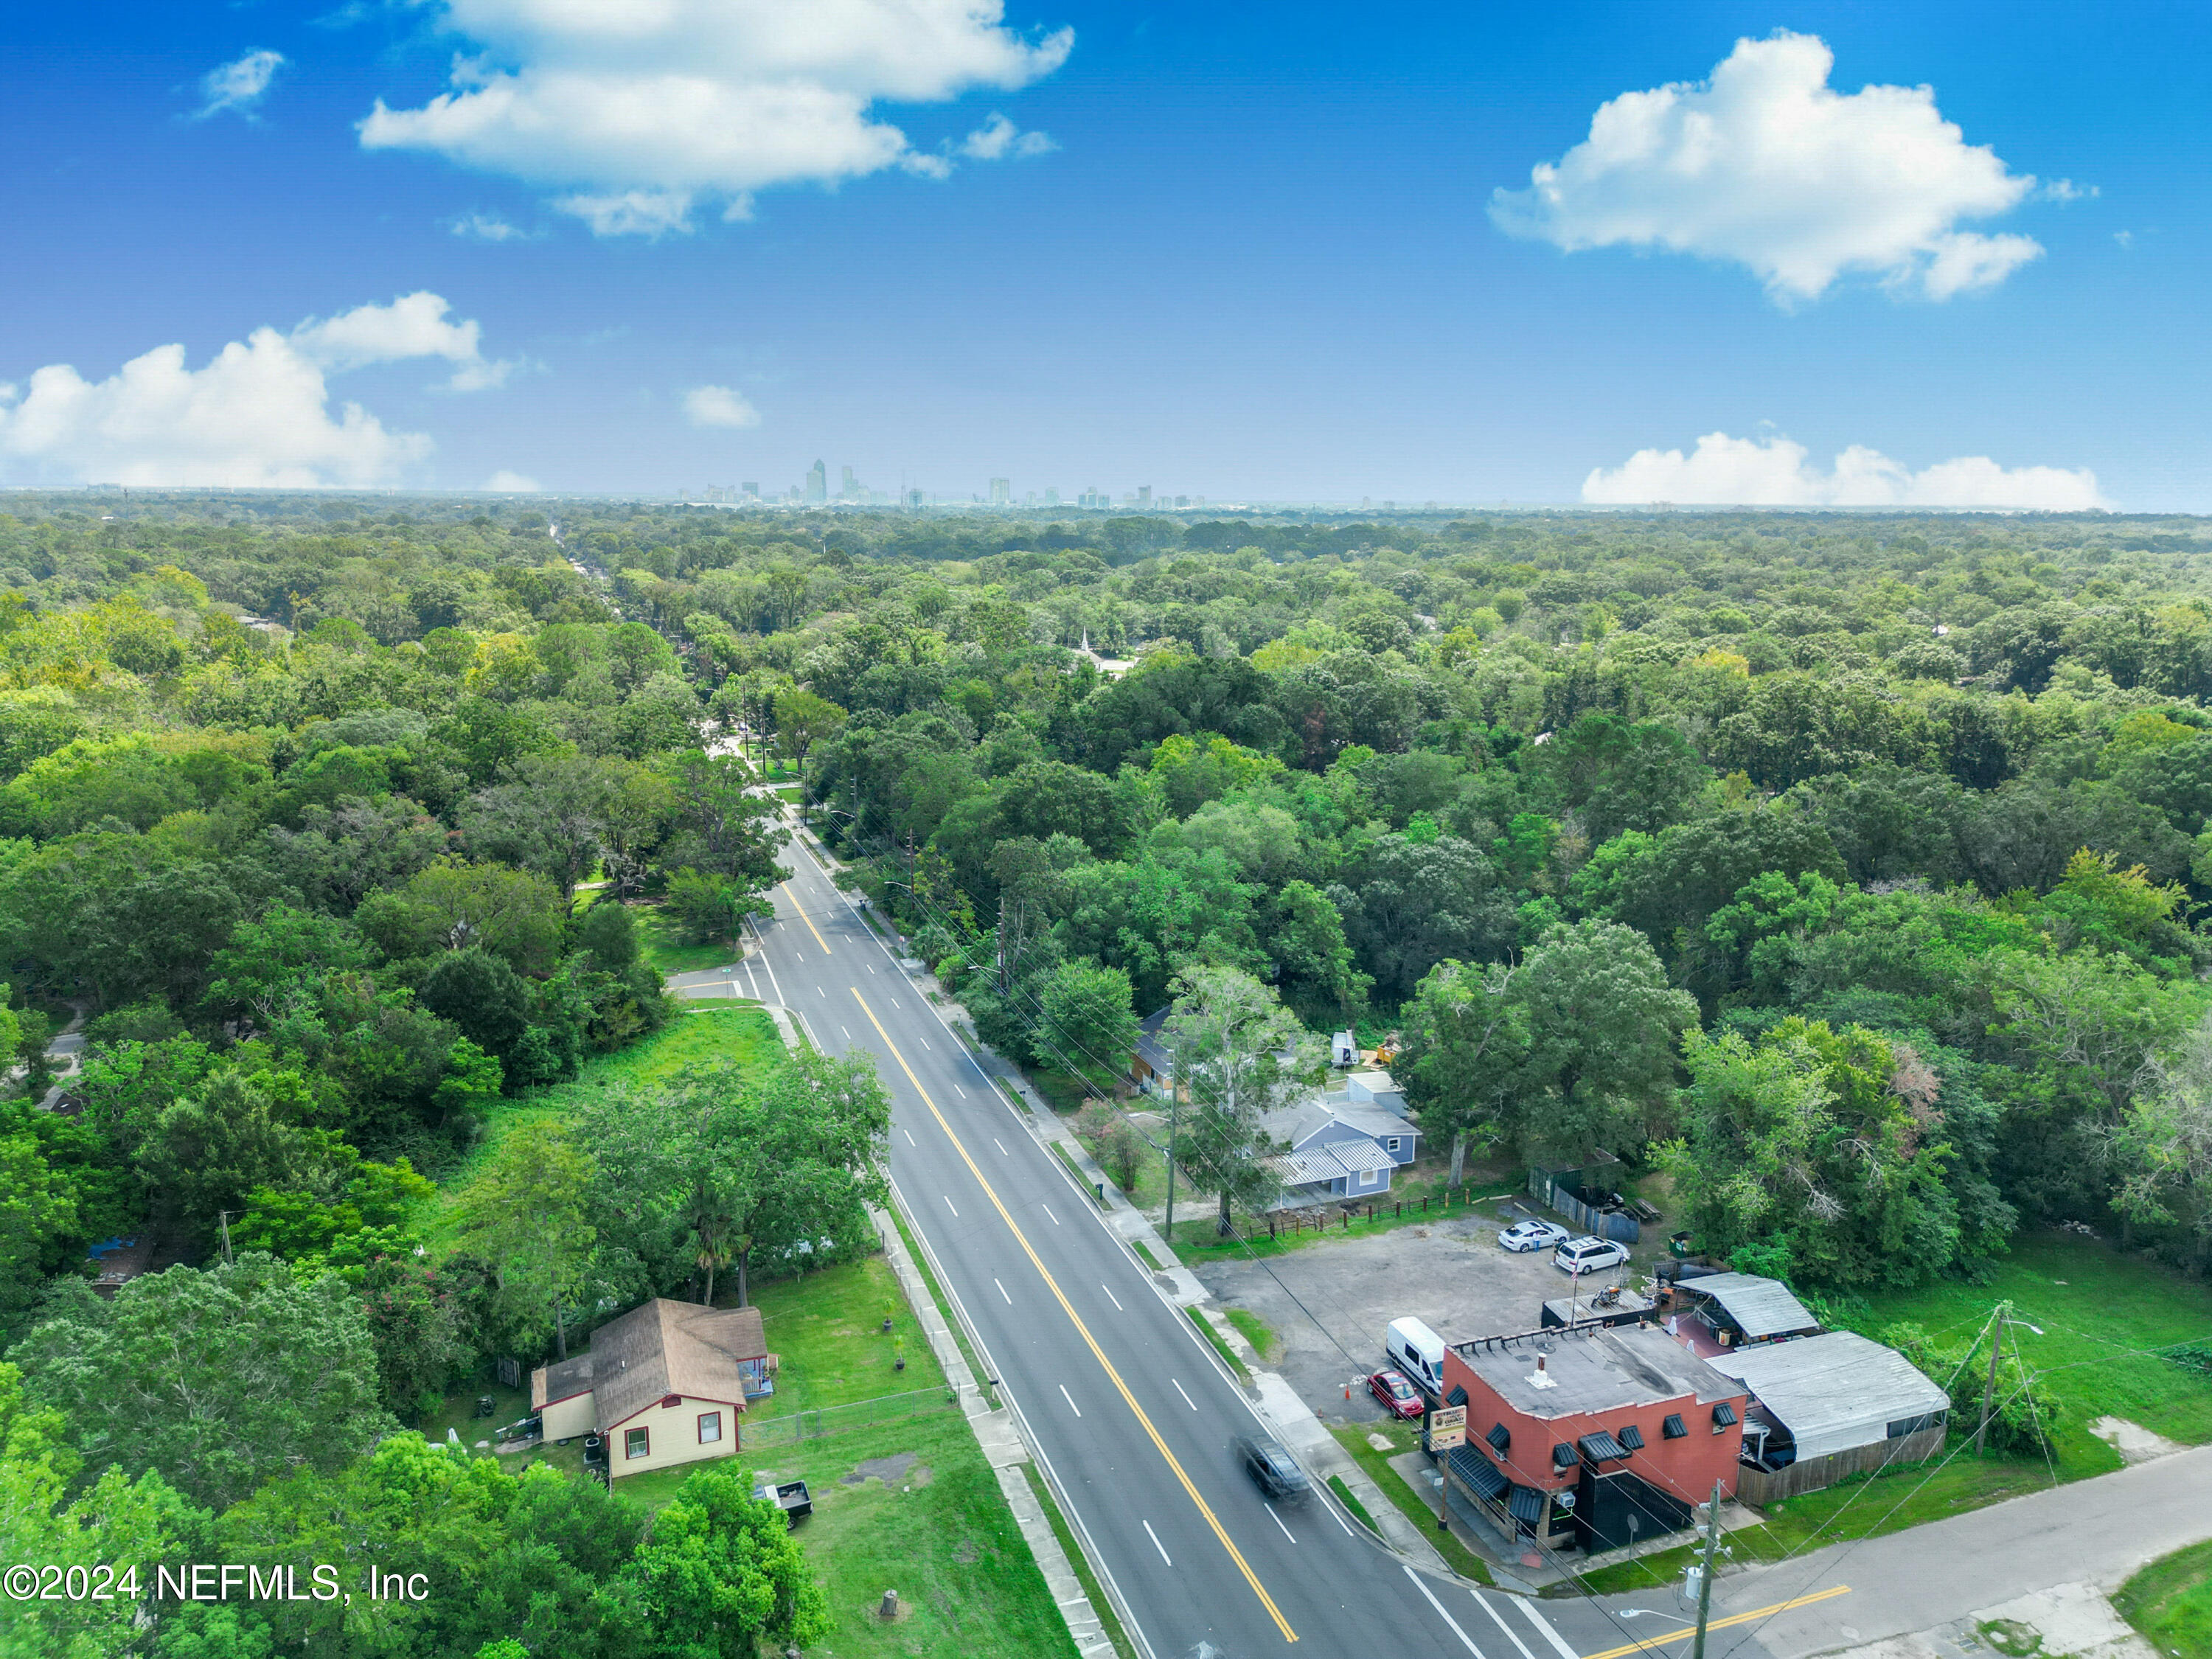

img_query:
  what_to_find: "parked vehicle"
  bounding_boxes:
[1498,1219,1570,1253]
[1553,1236,1630,1276]
[1233,1433,1312,1504]
[1367,1368,1425,1421]
[1384,1317,1447,1399]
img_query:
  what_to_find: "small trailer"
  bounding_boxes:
[753,1479,813,1526]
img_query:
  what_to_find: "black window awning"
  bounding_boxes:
[1617,1422,1644,1451]
[1486,1422,1510,1453]
[1551,1441,1578,1470]
[1662,1413,1687,1439]
[1712,1402,1739,1427]
[1508,1485,1546,1523]
[1578,1430,1628,1463]
[1449,1445,1507,1500]
[1447,1385,1469,1408]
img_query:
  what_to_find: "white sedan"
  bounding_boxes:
[1498,1219,1570,1253]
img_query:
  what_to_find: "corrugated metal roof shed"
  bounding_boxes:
[1705,1332,1951,1461]
[1683,1272,1819,1339]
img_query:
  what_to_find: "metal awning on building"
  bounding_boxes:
[1449,1445,1508,1500]
[1578,1430,1628,1463]
[1508,1485,1546,1523]
[1486,1422,1510,1452]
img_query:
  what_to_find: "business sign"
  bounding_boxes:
[1427,1405,1467,1451]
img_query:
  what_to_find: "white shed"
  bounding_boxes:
[1706,1332,1950,1462]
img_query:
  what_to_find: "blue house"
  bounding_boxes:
[1260,1098,1420,1207]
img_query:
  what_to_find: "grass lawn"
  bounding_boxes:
[627,1411,1077,1659]
[2118,1538,2212,1659]
[1568,1452,2052,1596]
[1854,1232,2212,1478]
[1225,1307,1282,1363]
[420,1004,782,1252]
[636,904,736,975]
[747,1254,941,1413]
[1329,1423,1492,1585]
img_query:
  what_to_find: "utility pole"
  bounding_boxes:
[1163,1085,1180,1244]
[1690,1478,1723,1659]
[1975,1301,2011,1455]
[217,1210,235,1266]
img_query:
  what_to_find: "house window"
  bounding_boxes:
[1886,1412,1943,1439]
[1360,1167,1379,1186]
[1385,1138,1402,1155]
[625,1427,650,1460]
[698,1411,723,1445]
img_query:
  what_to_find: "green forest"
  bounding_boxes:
[4,490,2212,1652]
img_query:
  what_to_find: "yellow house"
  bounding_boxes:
[531,1299,772,1479]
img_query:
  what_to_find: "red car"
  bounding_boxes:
[1368,1368,1424,1420]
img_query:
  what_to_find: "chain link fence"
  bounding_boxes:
[739,1385,961,1450]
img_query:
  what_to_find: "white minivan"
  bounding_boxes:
[1383,1317,1446,1400]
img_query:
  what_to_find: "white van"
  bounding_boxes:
[1384,1317,1446,1400]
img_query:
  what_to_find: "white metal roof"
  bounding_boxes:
[1683,1273,1819,1339]
[1705,1332,1951,1461]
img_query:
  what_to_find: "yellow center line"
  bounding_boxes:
[1581,1585,1851,1659]
[782,883,832,953]
[852,988,1297,1644]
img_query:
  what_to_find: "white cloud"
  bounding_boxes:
[1491,32,2048,303]
[451,212,535,241]
[195,49,285,120]
[292,291,518,391]
[1582,431,2110,509]
[961,111,1055,160]
[683,384,762,429]
[483,470,540,492]
[0,293,505,489]
[358,0,1072,234]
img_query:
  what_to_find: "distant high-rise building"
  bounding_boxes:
[906,487,924,509]
[841,465,858,499]
[1174,495,1188,508]
[1045,487,1060,506]
[741,481,760,498]
[805,460,827,504]
[1138,486,1152,507]
[989,477,1011,505]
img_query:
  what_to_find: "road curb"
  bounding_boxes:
[873,1199,1127,1659]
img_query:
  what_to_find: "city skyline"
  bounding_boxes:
[3,4,2206,507]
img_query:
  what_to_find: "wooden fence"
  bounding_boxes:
[1528,1172,1641,1243]
[1735,1424,1946,1504]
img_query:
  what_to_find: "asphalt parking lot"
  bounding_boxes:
[1192,1202,1652,1422]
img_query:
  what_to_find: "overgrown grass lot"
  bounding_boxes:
[2118,1539,2212,1659]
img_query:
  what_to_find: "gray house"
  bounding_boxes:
[1260,1099,1419,1206]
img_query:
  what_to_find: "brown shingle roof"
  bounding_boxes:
[587,1299,768,1432]
[532,1352,595,1410]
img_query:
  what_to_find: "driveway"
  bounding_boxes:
[1191,1199,1654,1421]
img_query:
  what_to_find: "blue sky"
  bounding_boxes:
[3,1,2206,508]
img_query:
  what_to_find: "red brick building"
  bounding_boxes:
[1438,1324,1748,1557]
